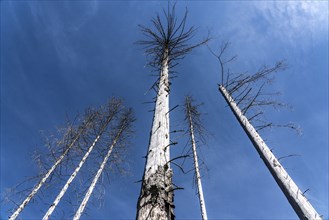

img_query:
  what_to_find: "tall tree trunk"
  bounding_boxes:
[137,50,174,220]
[9,116,94,220]
[73,123,126,220]
[186,98,208,220]
[42,113,115,220]
[219,84,322,220]
[42,135,101,220]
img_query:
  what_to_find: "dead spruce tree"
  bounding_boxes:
[73,108,135,220]
[42,98,123,220]
[184,96,208,220]
[6,97,134,219]
[8,109,98,220]
[210,42,322,219]
[136,5,208,220]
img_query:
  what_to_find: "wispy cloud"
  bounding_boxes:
[253,1,328,44]
[25,1,100,66]
[202,1,328,73]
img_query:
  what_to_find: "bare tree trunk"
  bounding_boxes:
[136,4,208,218]
[73,136,115,220]
[42,134,101,220]
[186,98,208,220]
[219,84,322,220]
[42,111,116,220]
[9,117,94,220]
[73,117,129,220]
[137,50,174,220]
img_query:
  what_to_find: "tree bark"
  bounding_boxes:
[9,117,94,220]
[137,50,174,220]
[219,84,322,220]
[186,99,208,220]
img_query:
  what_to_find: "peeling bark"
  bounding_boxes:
[219,84,322,220]
[138,166,174,220]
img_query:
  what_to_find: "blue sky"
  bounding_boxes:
[1,1,328,219]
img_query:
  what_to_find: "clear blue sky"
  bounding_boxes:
[1,1,328,219]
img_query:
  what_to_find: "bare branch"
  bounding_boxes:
[137,4,209,72]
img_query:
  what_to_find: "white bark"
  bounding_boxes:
[137,51,174,219]
[42,135,101,220]
[42,109,118,220]
[219,84,322,220]
[73,127,124,220]
[144,56,170,180]
[186,101,208,220]
[9,126,87,220]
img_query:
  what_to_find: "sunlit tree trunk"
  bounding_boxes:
[219,84,322,220]
[73,138,117,220]
[136,4,208,218]
[9,116,94,220]
[42,134,101,220]
[185,98,208,220]
[73,111,133,220]
[42,112,116,220]
[137,50,174,220]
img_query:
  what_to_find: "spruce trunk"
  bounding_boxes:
[186,100,208,220]
[219,84,322,220]
[137,51,174,220]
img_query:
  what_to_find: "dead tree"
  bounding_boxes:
[5,97,135,219]
[73,108,135,220]
[210,42,322,219]
[184,96,208,220]
[42,98,122,220]
[8,109,98,220]
[136,4,209,220]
